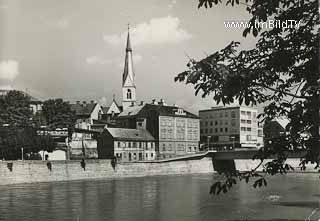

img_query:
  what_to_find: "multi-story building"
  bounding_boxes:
[199,106,264,149]
[116,100,200,159]
[98,128,156,162]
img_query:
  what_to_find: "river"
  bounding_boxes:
[0,173,319,221]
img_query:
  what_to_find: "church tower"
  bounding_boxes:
[122,25,136,110]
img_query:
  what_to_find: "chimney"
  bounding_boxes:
[159,99,166,106]
[90,100,94,104]
[173,104,178,107]
[140,101,144,106]
[76,101,80,104]
[152,99,157,105]
[130,102,135,107]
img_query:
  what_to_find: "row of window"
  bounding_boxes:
[240,110,257,119]
[240,127,252,132]
[161,144,197,152]
[115,152,154,161]
[201,127,230,134]
[202,111,236,119]
[117,141,154,149]
[201,119,237,127]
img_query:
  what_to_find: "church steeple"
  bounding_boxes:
[122,24,136,110]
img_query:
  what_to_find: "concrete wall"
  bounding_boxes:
[235,158,316,172]
[0,157,214,186]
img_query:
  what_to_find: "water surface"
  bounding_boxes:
[0,173,319,221]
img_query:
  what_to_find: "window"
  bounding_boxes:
[247,111,251,117]
[241,119,246,124]
[205,121,208,126]
[205,129,208,133]
[247,127,252,131]
[128,142,131,148]
[127,89,132,99]
[210,121,213,126]
[210,128,213,133]
[118,142,120,147]
[162,144,166,151]
[220,112,223,117]
[247,135,251,141]
[247,120,251,124]
[215,121,218,125]
[241,111,246,115]
[151,153,154,158]
[231,119,236,126]
[225,120,228,125]
[225,112,228,117]
[146,153,148,158]
[225,128,228,132]
[241,127,246,131]
[215,128,218,133]
[133,142,137,148]
[200,129,203,133]
[220,128,223,132]
[231,111,236,118]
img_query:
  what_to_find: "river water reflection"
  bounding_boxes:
[0,173,319,221]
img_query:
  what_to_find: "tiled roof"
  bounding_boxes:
[70,103,97,116]
[118,105,144,117]
[106,128,155,141]
[118,103,198,119]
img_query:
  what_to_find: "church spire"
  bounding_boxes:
[122,24,136,110]
[126,24,132,52]
[123,24,135,87]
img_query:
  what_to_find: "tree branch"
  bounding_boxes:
[254,83,310,99]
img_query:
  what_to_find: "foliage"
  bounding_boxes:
[42,99,76,129]
[175,0,320,194]
[0,90,33,127]
[41,99,76,140]
[0,92,73,159]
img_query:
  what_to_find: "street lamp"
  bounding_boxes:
[207,136,211,150]
[230,136,235,150]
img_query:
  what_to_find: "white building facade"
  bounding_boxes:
[199,106,263,149]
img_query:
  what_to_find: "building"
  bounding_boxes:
[116,100,200,159]
[122,26,136,110]
[98,128,156,162]
[199,106,264,149]
[263,118,289,144]
[101,97,123,125]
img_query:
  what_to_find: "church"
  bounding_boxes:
[97,26,201,161]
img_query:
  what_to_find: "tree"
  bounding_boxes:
[41,99,76,142]
[0,90,49,159]
[175,0,319,194]
[0,90,33,127]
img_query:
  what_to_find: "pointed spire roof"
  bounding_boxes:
[123,24,135,87]
[126,24,132,52]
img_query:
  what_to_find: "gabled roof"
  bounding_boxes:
[70,103,98,117]
[117,103,199,119]
[106,128,155,141]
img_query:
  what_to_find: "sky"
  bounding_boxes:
[0,0,257,113]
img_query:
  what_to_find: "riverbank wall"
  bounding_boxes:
[0,157,316,186]
[0,157,215,186]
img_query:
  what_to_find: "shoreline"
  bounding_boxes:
[0,158,318,186]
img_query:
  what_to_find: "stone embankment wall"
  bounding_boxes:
[0,157,214,186]
[234,158,316,172]
[0,157,316,186]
